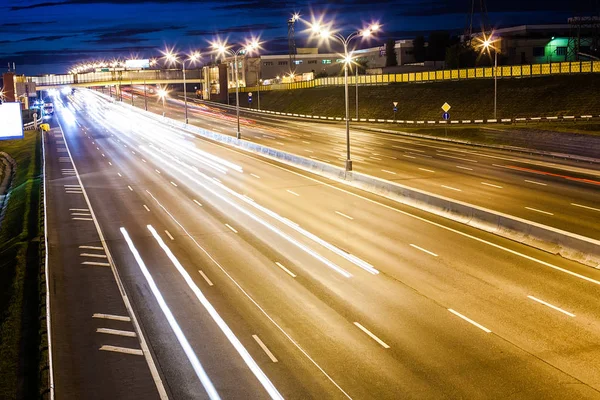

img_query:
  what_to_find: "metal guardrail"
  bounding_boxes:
[23,114,43,130]
[240,60,600,93]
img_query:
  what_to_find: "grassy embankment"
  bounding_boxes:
[0,130,45,400]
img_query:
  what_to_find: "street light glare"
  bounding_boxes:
[157,88,168,98]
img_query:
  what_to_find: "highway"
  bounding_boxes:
[119,88,599,240]
[44,88,600,399]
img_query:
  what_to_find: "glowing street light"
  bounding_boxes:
[212,38,261,139]
[476,33,500,119]
[162,49,201,124]
[307,19,380,171]
[157,87,168,112]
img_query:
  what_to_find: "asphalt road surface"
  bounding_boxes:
[115,88,599,240]
[44,89,600,399]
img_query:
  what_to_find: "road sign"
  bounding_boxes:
[248,92,253,97]
[393,101,398,107]
[442,112,450,120]
[393,107,398,112]
[441,102,451,113]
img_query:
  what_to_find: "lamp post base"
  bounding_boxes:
[345,159,353,171]
[236,131,241,140]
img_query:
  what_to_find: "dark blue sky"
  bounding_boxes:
[0,0,590,75]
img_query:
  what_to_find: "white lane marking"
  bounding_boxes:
[275,142,284,145]
[381,169,397,175]
[198,270,214,286]
[525,207,554,216]
[456,166,473,171]
[71,212,92,216]
[72,217,93,221]
[409,244,438,257]
[128,185,133,191]
[64,185,81,187]
[402,155,416,159]
[69,208,89,212]
[225,223,238,233]
[286,189,300,196]
[81,261,110,267]
[481,182,503,189]
[353,322,390,349]
[80,253,107,258]
[525,180,547,186]
[99,345,143,356]
[79,246,103,250]
[571,203,600,212]
[170,181,178,187]
[527,295,576,317]
[97,328,137,337]
[252,335,278,362]
[275,262,297,278]
[302,141,311,144]
[165,230,175,241]
[448,309,491,333]
[120,227,222,399]
[418,168,435,173]
[250,173,261,179]
[193,199,203,207]
[132,151,136,155]
[304,149,314,153]
[92,313,131,322]
[142,159,147,163]
[335,211,354,220]
[117,172,122,177]
[155,169,161,174]
[101,153,105,157]
[441,185,462,192]
[143,205,150,212]
[108,162,112,166]
[144,225,284,399]
[370,156,382,161]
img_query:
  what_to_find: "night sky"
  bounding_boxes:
[0,0,590,75]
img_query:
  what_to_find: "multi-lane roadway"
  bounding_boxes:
[44,89,600,399]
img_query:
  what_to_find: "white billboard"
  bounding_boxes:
[125,59,150,69]
[0,103,24,140]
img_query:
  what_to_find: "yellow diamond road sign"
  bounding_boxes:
[441,102,451,112]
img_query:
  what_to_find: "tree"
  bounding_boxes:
[385,38,398,67]
[413,35,426,62]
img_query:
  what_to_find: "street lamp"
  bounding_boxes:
[212,38,261,139]
[163,50,201,124]
[157,88,168,115]
[477,34,500,119]
[309,20,380,171]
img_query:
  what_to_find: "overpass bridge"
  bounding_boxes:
[20,68,203,90]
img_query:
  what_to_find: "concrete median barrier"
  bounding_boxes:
[99,90,600,269]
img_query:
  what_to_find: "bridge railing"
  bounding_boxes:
[26,68,203,86]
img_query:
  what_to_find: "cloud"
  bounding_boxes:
[82,25,182,45]
[186,23,279,36]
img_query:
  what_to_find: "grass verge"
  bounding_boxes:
[0,130,43,400]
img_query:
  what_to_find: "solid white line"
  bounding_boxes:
[448,309,491,333]
[64,184,81,187]
[456,166,473,171]
[481,182,503,189]
[128,185,133,191]
[99,345,143,356]
[275,262,297,278]
[72,217,93,221]
[409,244,438,257]
[70,212,91,216]
[353,322,390,349]
[97,328,137,337]
[418,168,435,173]
[225,223,238,233]
[527,295,576,317]
[55,117,167,399]
[571,203,600,212]
[170,181,178,187]
[335,211,354,220]
[143,205,150,212]
[441,185,462,192]
[81,261,111,267]
[145,225,284,399]
[252,335,278,362]
[80,253,107,258]
[92,313,131,322]
[525,180,547,186]
[250,173,261,179]
[286,189,300,196]
[381,169,397,175]
[120,227,222,399]
[79,246,103,250]
[198,270,214,286]
[69,208,89,212]
[165,230,174,240]
[525,207,554,216]
[193,199,203,207]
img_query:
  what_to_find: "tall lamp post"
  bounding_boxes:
[309,21,380,171]
[164,50,201,125]
[212,39,260,140]
[479,35,500,120]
